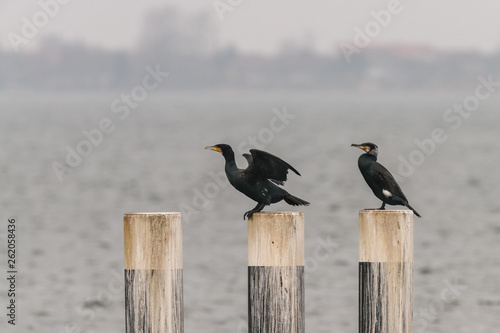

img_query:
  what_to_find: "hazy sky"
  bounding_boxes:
[2,1,500,54]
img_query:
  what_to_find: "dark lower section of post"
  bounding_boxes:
[125,269,184,333]
[359,262,413,333]
[248,266,305,333]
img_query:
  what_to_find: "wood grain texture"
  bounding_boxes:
[249,266,305,333]
[124,213,183,333]
[359,210,413,333]
[359,263,413,333]
[248,212,305,333]
[359,210,413,263]
[124,213,182,270]
[125,269,183,333]
[248,212,304,267]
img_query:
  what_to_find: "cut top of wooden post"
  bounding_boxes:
[248,212,304,267]
[359,210,413,263]
[124,212,183,270]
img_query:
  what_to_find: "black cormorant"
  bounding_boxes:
[351,142,421,218]
[206,144,310,219]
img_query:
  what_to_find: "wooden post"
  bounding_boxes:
[359,210,413,333]
[124,213,183,333]
[248,212,305,333]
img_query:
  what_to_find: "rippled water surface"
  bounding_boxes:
[0,90,499,332]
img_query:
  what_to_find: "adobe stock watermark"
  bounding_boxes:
[213,0,245,21]
[304,234,340,277]
[179,106,296,223]
[53,269,123,333]
[414,276,467,333]
[7,0,73,53]
[339,0,410,64]
[396,74,500,182]
[51,65,169,182]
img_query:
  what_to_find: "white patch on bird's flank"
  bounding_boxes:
[382,189,392,198]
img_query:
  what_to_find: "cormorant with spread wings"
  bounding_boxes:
[206,144,310,219]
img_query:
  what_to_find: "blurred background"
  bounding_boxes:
[0,1,499,332]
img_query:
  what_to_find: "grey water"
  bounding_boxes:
[0,90,499,332]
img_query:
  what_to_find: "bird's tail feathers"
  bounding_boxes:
[284,194,310,206]
[405,203,421,218]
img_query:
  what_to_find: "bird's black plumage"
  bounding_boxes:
[351,142,421,218]
[206,144,309,219]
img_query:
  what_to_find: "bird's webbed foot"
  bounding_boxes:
[243,203,266,220]
[243,209,260,220]
[364,203,386,211]
[244,210,254,220]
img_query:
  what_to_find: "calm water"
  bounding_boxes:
[0,90,499,332]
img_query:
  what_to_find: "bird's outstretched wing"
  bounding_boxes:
[369,162,408,202]
[242,153,253,166]
[244,149,301,185]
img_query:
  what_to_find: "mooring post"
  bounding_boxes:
[124,212,183,333]
[359,210,413,333]
[248,212,305,333]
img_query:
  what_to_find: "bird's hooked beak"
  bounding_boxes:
[351,143,370,153]
[205,145,222,154]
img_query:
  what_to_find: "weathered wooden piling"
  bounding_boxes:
[248,212,305,333]
[359,210,413,333]
[124,213,183,333]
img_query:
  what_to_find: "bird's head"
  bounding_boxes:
[205,144,234,157]
[351,142,379,157]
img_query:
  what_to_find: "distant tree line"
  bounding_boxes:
[1,7,499,91]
